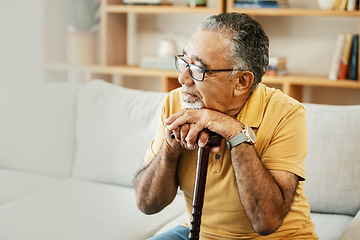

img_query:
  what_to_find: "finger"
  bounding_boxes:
[165,128,185,154]
[185,121,205,144]
[172,128,180,142]
[167,112,192,132]
[185,123,198,149]
[179,124,190,143]
[197,129,209,148]
[165,110,187,125]
[165,128,178,145]
[210,146,221,153]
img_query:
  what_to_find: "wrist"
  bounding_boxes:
[224,123,245,141]
[163,140,183,162]
[226,125,256,150]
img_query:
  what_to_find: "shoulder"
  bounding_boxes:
[259,83,305,117]
[246,84,306,132]
[161,88,183,118]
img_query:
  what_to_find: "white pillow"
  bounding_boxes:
[73,80,166,187]
[304,103,360,216]
[0,81,82,177]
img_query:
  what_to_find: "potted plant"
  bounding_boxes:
[65,0,100,65]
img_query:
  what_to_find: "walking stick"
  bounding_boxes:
[189,132,221,240]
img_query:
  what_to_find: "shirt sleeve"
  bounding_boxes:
[143,99,167,165]
[260,104,308,181]
[143,88,183,165]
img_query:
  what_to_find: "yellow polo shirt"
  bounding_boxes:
[144,83,318,239]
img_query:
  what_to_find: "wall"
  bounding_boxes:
[0,0,43,83]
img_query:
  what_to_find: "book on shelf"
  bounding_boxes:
[329,33,358,81]
[346,0,357,11]
[234,0,288,9]
[339,0,348,10]
[338,33,353,80]
[268,56,286,69]
[333,0,358,11]
[348,34,358,81]
[265,56,287,76]
[265,69,287,76]
[329,33,345,80]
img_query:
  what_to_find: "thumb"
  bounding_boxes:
[210,146,221,153]
[197,129,209,148]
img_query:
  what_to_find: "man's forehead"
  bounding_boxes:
[183,30,232,68]
[182,49,209,68]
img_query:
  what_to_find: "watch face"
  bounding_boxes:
[249,128,256,142]
[246,126,256,143]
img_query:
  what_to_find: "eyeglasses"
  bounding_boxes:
[174,54,236,82]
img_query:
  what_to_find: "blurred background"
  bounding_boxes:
[0,0,43,84]
[1,0,360,104]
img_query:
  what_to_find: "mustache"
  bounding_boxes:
[182,84,198,96]
[181,84,190,92]
[181,84,203,109]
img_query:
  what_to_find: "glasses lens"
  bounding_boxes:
[189,65,204,81]
[175,56,204,81]
[175,57,187,73]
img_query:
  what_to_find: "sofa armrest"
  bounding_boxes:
[340,210,360,240]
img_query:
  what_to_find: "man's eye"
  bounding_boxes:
[192,67,203,74]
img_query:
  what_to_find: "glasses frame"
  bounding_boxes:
[175,54,236,82]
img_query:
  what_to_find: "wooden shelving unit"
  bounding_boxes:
[44,0,360,103]
[227,6,360,17]
[45,63,177,77]
[225,0,360,102]
[105,5,222,14]
[44,0,223,88]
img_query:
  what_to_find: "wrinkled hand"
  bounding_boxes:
[169,123,213,150]
[165,109,244,153]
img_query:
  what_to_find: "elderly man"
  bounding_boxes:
[134,13,318,239]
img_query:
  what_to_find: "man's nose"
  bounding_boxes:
[178,67,195,86]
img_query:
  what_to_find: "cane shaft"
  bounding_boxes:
[189,146,210,240]
[189,134,221,240]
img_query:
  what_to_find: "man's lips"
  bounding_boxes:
[183,92,198,102]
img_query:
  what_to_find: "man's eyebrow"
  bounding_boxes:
[193,56,208,69]
[182,49,209,69]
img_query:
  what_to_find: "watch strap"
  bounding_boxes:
[226,132,247,150]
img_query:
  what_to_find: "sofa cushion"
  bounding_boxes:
[155,213,354,240]
[73,80,167,187]
[310,212,353,240]
[303,104,360,216]
[0,178,185,240]
[0,82,82,178]
[0,168,60,205]
[340,210,360,240]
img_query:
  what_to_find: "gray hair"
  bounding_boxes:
[200,13,269,90]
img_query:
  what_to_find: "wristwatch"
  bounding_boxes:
[226,125,256,150]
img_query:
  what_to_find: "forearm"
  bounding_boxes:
[231,143,293,235]
[134,141,182,215]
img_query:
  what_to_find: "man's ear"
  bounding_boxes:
[234,71,254,97]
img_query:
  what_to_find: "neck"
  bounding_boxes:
[227,91,252,118]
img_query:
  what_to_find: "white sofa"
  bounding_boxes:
[0,80,359,240]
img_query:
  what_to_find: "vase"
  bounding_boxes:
[317,0,336,10]
[66,32,97,65]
